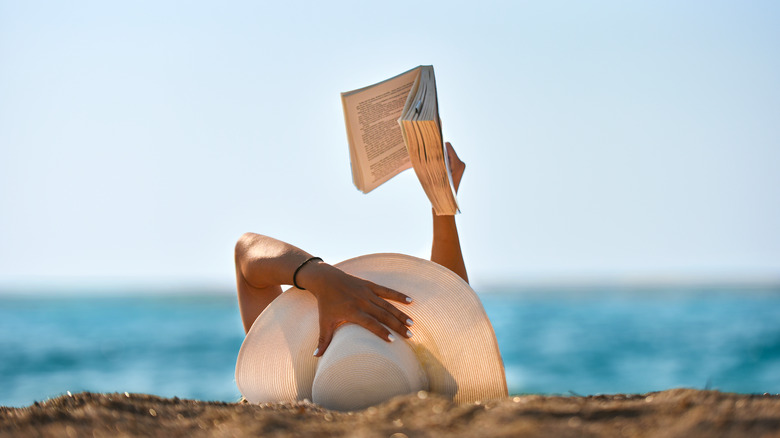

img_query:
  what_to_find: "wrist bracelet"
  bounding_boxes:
[293,256,323,290]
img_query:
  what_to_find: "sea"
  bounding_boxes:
[2,285,779,407]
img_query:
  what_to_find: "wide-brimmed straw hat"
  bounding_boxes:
[235,253,507,411]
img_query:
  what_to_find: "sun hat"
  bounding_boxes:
[235,253,508,411]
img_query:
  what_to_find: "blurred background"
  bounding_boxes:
[1,1,779,406]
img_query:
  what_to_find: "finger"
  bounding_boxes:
[354,311,395,342]
[445,142,465,193]
[446,142,462,164]
[372,284,413,305]
[364,301,413,339]
[370,297,413,329]
[314,320,335,357]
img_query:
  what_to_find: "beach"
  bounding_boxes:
[2,389,779,437]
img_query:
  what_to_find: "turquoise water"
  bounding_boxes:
[1,286,779,407]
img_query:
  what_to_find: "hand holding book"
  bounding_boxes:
[445,142,465,195]
[341,66,459,215]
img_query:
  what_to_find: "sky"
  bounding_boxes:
[1,1,779,292]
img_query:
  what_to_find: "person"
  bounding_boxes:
[234,143,468,357]
[233,143,506,410]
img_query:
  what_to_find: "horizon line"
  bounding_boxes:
[1,273,779,295]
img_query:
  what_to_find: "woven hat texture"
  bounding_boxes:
[236,253,507,410]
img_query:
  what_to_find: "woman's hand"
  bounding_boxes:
[446,142,465,194]
[295,260,414,357]
[431,142,469,282]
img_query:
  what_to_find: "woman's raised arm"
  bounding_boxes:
[430,142,469,283]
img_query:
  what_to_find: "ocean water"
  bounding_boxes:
[1,286,779,407]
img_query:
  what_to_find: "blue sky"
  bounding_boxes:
[1,1,779,291]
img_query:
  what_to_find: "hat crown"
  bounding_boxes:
[312,324,427,411]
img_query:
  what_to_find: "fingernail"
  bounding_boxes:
[405,297,413,303]
[387,334,396,342]
[406,330,413,338]
[406,318,414,326]
[313,348,319,356]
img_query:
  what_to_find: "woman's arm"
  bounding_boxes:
[430,142,468,283]
[235,233,414,355]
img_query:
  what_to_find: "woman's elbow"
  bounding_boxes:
[235,232,257,264]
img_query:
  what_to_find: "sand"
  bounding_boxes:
[2,389,779,437]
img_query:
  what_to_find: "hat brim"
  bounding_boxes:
[236,253,507,406]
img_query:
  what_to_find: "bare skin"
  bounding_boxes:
[431,142,468,282]
[235,143,468,356]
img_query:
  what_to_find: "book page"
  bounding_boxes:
[399,66,459,215]
[341,67,420,193]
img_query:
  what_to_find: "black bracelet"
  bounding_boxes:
[293,256,323,290]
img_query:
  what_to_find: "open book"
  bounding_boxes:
[341,65,459,215]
